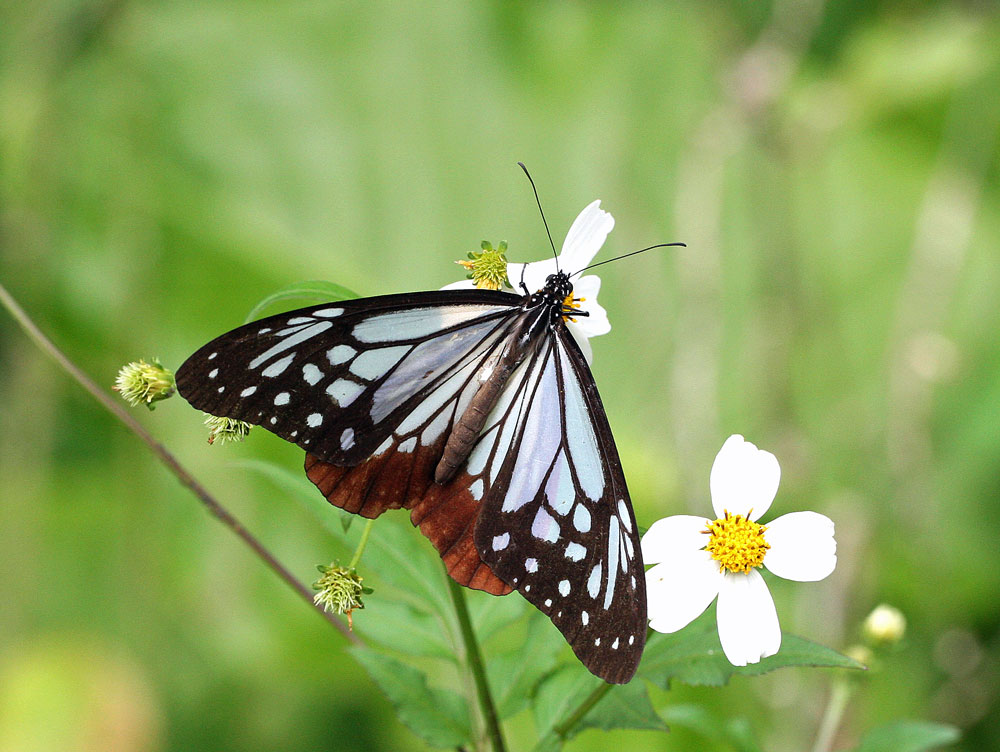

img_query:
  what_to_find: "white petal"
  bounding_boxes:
[568,275,610,337]
[716,569,781,666]
[440,279,476,290]
[568,329,594,364]
[560,200,614,272]
[508,258,557,294]
[646,550,723,634]
[640,515,710,565]
[709,434,781,520]
[763,511,837,582]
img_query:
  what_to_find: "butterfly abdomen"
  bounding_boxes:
[434,302,549,484]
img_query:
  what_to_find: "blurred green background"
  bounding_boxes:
[2,1,998,750]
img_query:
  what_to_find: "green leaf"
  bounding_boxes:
[853,720,961,752]
[575,678,666,734]
[356,598,455,661]
[243,280,359,322]
[639,623,864,689]
[532,666,664,751]
[661,704,763,752]
[351,648,471,749]
[488,612,562,719]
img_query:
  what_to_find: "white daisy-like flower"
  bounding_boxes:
[641,434,837,666]
[443,200,613,363]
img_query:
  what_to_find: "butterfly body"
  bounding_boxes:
[176,272,647,683]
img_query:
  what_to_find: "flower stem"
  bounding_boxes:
[550,681,612,740]
[348,518,375,570]
[445,576,506,752]
[810,676,853,752]
[0,281,359,644]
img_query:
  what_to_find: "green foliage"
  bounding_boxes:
[852,720,961,752]
[660,704,764,752]
[639,621,864,690]
[243,281,360,323]
[351,648,472,749]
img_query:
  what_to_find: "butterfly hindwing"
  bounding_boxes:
[469,330,646,684]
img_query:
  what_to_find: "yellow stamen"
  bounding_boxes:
[562,294,585,322]
[703,510,770,574]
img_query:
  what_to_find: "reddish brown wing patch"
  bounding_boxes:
[304,449,512,597]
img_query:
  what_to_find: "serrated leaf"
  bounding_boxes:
[853,720,960,752]
[639,623,864,690]
[356,598,455,661]
[351,648,471,748]
[244,280,359,322]
[488,612,562,719]
[661,704,763,752]
[575,678,666,734]
[532,666,663,751]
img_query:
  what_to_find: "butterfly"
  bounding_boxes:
[175,193,662,684]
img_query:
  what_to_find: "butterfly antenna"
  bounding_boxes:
[571,242,687,277]
[518,162,559,266]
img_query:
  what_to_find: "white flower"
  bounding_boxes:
[641,434,837,666]
[443,200,613,363]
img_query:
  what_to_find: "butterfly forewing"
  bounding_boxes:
[176,289,520,464]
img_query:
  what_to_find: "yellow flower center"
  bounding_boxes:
[562,294,585,322]
[703,510,770,574]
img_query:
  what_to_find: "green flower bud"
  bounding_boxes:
[113,359,175,410]
[313,564,367,629]
[456,240,510,290]
[203,414,253,445]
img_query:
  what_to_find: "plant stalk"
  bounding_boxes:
[0,281,359,643]
[445,576,506,752]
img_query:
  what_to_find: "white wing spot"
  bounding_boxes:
[629,635,635,646]
[340,428,355,450]
[573,504,591,533]
[262,353,295,377]
[313,307,344,318]
[581,611,589,625]
[531,507,560,543]
[492,533,510,551]
[208,368,218,378]
[565,542,586,562]
[605,517,620,609]
[307,413,323,428]
[326,345,355,366]
[617,500,633,533]
[374,437,392,456]
[258,328,271,335]
[290,431,298,438]
[524,585,531,592]
[240,386,257,397]
[558,580,570,597]
[208,352,217,360]
[274,392,290,405]
[587,564,602,599]
[269,417,277,425]
[248,321,331,369]
[594,638,601,646]
[327,379,364,407]
[544,599,552,607]
[217,386,225,393]
[525,558,538,573]
[612,638,619,650]
[397,437,417,453]
[469,479,484,500]
[350,345,409,381]
[302,364,322,385]
[631,576,636,590]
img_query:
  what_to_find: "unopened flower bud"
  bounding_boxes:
[863,604,906,646]
[113,359,175,410]
[455,240,510,290]
[203,414,253,445]
[313,564,367,629]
